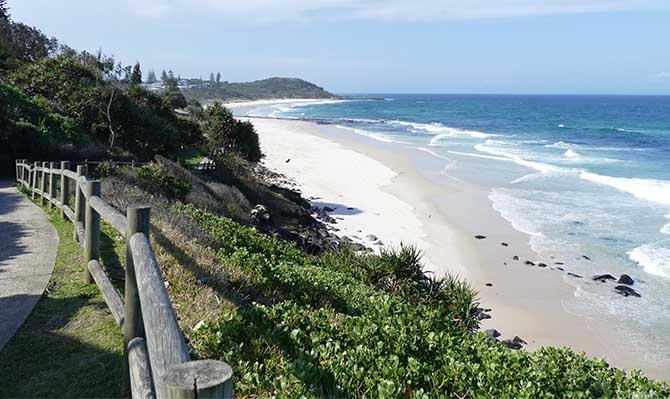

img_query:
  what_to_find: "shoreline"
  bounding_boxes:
[240,106,666,380]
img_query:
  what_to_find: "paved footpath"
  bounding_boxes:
[0,180,58,352]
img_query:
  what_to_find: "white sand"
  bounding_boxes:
[244,113,666,380]
[246,117,452,273]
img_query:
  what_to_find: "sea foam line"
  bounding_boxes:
[580,172,670,206]
[629,243,670,279]
[662,215,670,235]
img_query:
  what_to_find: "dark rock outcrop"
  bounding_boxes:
[617,274,634,285]
[593,274,616,283]
[485,329,501,339]
[615,285,640,297]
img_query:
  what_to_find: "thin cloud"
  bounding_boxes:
[127,0,670,21]
[656,72,670,79]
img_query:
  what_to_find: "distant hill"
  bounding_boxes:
[181,77,339,101]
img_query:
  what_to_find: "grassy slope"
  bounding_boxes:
[0,205,123,398]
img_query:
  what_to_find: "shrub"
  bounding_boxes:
[137,164,191,199]
[93,161,118,178]
[176,204,670,398]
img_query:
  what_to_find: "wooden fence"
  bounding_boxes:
[14,159,233,399]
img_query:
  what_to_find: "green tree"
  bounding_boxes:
[233,120,263,162]
[161,69,168,83]
[147,69,157,83]
[130,62,142,85]
[163,70,178,91]
[209,72,215,84]
[198,102,262,162]
[0,0,7,19]
[216,72,221,84]
[0,4,57,71]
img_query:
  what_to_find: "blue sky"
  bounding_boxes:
[8,0,670,94]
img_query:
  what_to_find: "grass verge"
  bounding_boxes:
[0,203,123,398]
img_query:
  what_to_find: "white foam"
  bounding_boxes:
[334,125,406,144]
[629,243,670,279]
[393,121,495,139]
[563,149,580,158]
[558,124,566,128]
[545,141,648,153]
[415,147,451,161]
[447,150,511,163]
[580,172,670,206]
[474,143,568,175]
[662,215,670,235]
[546,141,572,149]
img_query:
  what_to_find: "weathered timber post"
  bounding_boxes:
[20,160,25,187]
[40,162,48,206]
[123,205,150,396]
[60,161,70,217]
[164,360,233,399]
[20,160,26,187]
[16,159,21,184]
[23,160,28,186]
[84,180,101,284]
[31,162,38,199]
[73,165,88,241]
[48,161,56,209]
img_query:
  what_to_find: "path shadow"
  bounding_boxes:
[0,180,22,217]
[0,294,123,398]
[0,181,31,276]
[0,221,29,274]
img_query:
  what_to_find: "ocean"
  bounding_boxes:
[237,94,670,363]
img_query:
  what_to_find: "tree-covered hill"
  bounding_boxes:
[182,77,338,101]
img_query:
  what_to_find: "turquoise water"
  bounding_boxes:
[240,95,670,362]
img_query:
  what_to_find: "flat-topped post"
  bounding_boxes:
[40,162,48,206]
[84,180,101,284]
[60,161,70,217]
[48,161,56,209]
[31,162,38,199]
[19,160,25,185]
[164,360,233,399]
[73,165,88,241]
[123,206,150,396]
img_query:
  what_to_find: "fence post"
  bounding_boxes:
[164,360,233,399]
[21,160,26,187]
[60,161,70,217]
[31,162,38,199]
[84,180,101,284]
[123,206,150,396]
[18,160,24,185]
[73,165,88,240]
[40,162,48,206]
[47,161,56,209]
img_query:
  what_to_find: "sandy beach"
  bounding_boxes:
[227,99,668,380]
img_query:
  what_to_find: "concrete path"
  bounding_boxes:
[0,180,58,352]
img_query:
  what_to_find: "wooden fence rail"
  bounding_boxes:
[15,159,233,399]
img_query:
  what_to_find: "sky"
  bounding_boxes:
[8,0,670,94]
